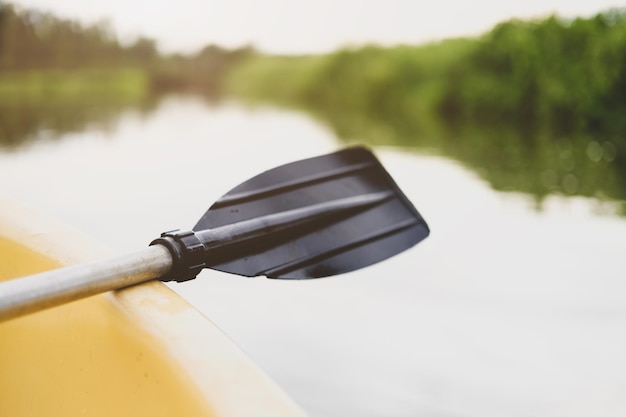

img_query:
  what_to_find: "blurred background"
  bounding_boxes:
[1,0,626,416]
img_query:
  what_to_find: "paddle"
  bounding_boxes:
[0,147,429,321]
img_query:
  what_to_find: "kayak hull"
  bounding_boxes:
[0,196,307,417]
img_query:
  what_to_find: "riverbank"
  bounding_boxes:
[0,69,149,101]
[0,68,157,149]
[225,9,626,206]
[0,3,250,101]
[228,9,626,136]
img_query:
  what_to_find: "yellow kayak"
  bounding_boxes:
[0,195,307,417]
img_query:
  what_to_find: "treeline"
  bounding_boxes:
[0,3,252,148]
[439,9,626,136]
[150,44,253,94]
[0,3,252,95]
[228,8,626,137]
[226,9,626,204]
[0,4,159,70]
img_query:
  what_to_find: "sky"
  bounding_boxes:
[9,0,626,54]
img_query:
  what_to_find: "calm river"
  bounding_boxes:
[1,95,626,417]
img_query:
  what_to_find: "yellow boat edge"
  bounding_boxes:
[0,195,308,417]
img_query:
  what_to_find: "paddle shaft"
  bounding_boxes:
[0,147,430,321]
[0,245,172,322]
[0,192,397,321]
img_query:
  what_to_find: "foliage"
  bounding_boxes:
[0,3,252,95]
[0,69,148,99]
[0,4,154,70]
[0,3,253,149]
[227,39,475,130]
[439,11,626,135]
[226,9,626,204]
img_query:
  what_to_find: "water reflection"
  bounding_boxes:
[302,106,626,214]
[0,95,160,150]
[1,92,624,216]
[1,95,625,417]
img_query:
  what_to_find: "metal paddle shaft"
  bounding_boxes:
[0,246,172,321]
[0,146,429,321]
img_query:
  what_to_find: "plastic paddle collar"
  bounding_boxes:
[150,230,206,282]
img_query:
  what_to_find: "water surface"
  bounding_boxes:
[1,95,625,417]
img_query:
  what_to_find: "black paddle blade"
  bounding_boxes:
[193,147,429,279]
